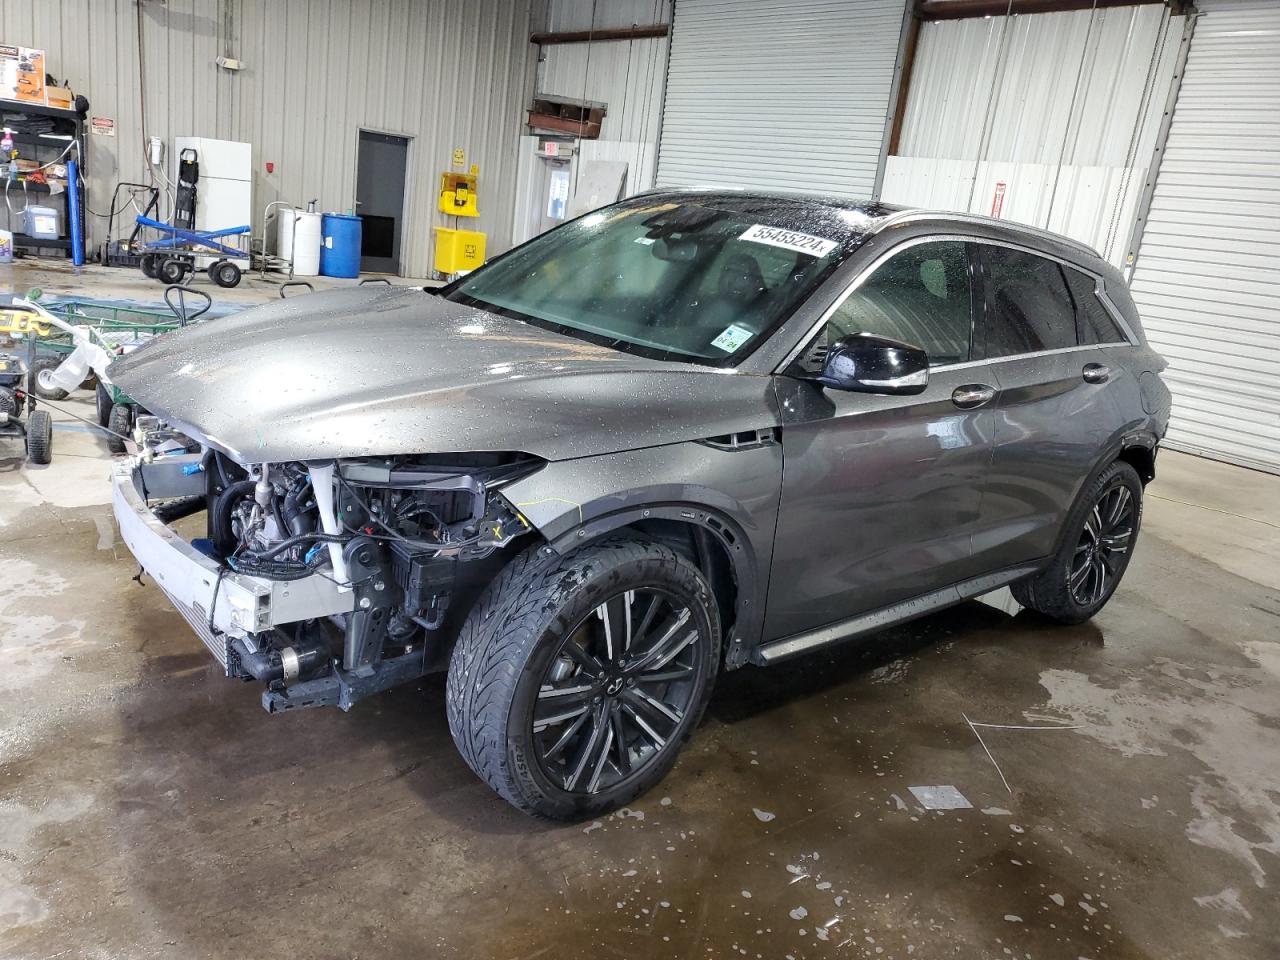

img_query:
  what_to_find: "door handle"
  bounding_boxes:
[1082,363,1111,384]
[952,384,995,409]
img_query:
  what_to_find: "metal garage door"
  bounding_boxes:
[1129,0,1280,472]
[656,0,908,198]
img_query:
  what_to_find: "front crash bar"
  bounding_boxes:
[112,455,355,674]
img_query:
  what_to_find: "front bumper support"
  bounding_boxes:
[112,455,355,674]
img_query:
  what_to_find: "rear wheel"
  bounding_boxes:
[210,259,241,288]
[447,538,719,820]
[95,381,113,426]
[140,254,159,279]
[25,409,52,464]
[30,356,69,400]
[158,257,187,285]
[1012,460,1142,623]
[106,402,133,454]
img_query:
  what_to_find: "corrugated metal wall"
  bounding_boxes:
[884,5,1179,266]
[0,0,537,273]
[656,0,908,197]
[538,36,668,145]
[1128,0,1280,473]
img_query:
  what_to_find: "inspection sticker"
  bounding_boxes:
[711,324,754,353]
[739,224,838,258]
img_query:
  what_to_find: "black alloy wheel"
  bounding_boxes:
[1012,459,1143,623]
[447,537,720,820]
[531,587,707,796]
[1067,481,1135,606]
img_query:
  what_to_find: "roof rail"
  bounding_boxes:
[872,210,1103,259]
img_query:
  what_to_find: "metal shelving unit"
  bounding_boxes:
[0,99,86,258]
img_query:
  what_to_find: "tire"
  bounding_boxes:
[158,258,187,285]
[25,408,52,464]
[106,402,132,454]
[140,254,159,279]
[95,381,113,426]
[1012,460,1143,624]
[211,259,241,288]
[447,537,720,820]
[30,356,69,401]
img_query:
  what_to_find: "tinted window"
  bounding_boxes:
[823,241,973,365]
[982,247,1077,357]
[1066,269,1127,344]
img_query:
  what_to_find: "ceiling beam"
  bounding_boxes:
[530,25,670,45]
[917,0,1171,20]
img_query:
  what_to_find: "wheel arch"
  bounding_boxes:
[535,501,764,670]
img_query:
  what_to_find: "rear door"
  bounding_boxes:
[970,243,1128,571]
[765,239,999,640]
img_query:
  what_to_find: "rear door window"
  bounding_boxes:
[1065,269,1127,344]
[981,246,1078,357]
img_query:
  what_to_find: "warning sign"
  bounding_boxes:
[991,181,1007,218]
[90,117,115,137]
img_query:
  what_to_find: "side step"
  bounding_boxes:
[753,564,1040,665]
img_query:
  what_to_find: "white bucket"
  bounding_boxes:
[278,209,322,276]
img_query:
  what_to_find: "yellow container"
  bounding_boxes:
[433,227,486,274]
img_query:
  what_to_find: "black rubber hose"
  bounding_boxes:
[211,479,256,557]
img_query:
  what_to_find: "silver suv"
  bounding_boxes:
[111,190,1170,819]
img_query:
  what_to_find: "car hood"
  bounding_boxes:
[109,286,779,463]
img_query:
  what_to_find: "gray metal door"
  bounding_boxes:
[1128,0,1280,472]
[656,0,908,198]
[767,368,994,640]
[356,131,409,274]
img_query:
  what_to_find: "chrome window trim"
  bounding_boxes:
[871,209,1103,261]
[775,233,1137,374]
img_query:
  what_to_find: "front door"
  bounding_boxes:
[764,240,997,641]
[356,131,409,274]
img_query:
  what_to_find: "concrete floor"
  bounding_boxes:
[2,281,1279,957]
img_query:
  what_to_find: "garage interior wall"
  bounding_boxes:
[657,0,908,198]
[513,0,670,245]
[1127,0,1280,473]
[0,0,537,273]
[884,4,1180,267]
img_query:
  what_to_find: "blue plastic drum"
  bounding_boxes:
[319,213,362,278]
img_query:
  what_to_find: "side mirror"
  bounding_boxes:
[816,334,929,395]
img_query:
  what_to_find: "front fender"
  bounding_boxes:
[498,439,784,653]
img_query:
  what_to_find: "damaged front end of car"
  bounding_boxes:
[113,416,540,713]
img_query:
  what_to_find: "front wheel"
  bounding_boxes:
[30,356,69,401]
[447,538,720,820]
[1012,460,1142,623]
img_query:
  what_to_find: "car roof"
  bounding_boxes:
[636,186,1104,263]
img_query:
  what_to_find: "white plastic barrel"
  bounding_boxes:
[277,209,322,276]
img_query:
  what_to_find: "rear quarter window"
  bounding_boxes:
[1066,269,1128,344]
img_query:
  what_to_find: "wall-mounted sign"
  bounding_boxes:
[991,181,1007,218]
[90,117,116,137]
[452,146,465,168]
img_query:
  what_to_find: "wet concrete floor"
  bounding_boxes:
[1,401,1278,959]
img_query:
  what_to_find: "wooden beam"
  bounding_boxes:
[529,25,670,45]
[887,11,923,156]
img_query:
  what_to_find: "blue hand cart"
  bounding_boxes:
[135,215,251,288]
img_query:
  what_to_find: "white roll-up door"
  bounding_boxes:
[656,0,907,198]
[1129,0,1280,473]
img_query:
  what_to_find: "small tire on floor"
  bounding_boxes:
[1011,460,1143,624]
[25,408,52,464]
[211,259,242,288]
[106,403,132,455]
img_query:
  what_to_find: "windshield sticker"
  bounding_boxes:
[738,224,838,258]
[634,236,655,245]
[711,324,754,353]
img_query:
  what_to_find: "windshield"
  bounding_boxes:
[445,195,868,365]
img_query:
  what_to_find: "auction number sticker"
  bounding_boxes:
[739,224,837,258]
[711,324,754,353]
